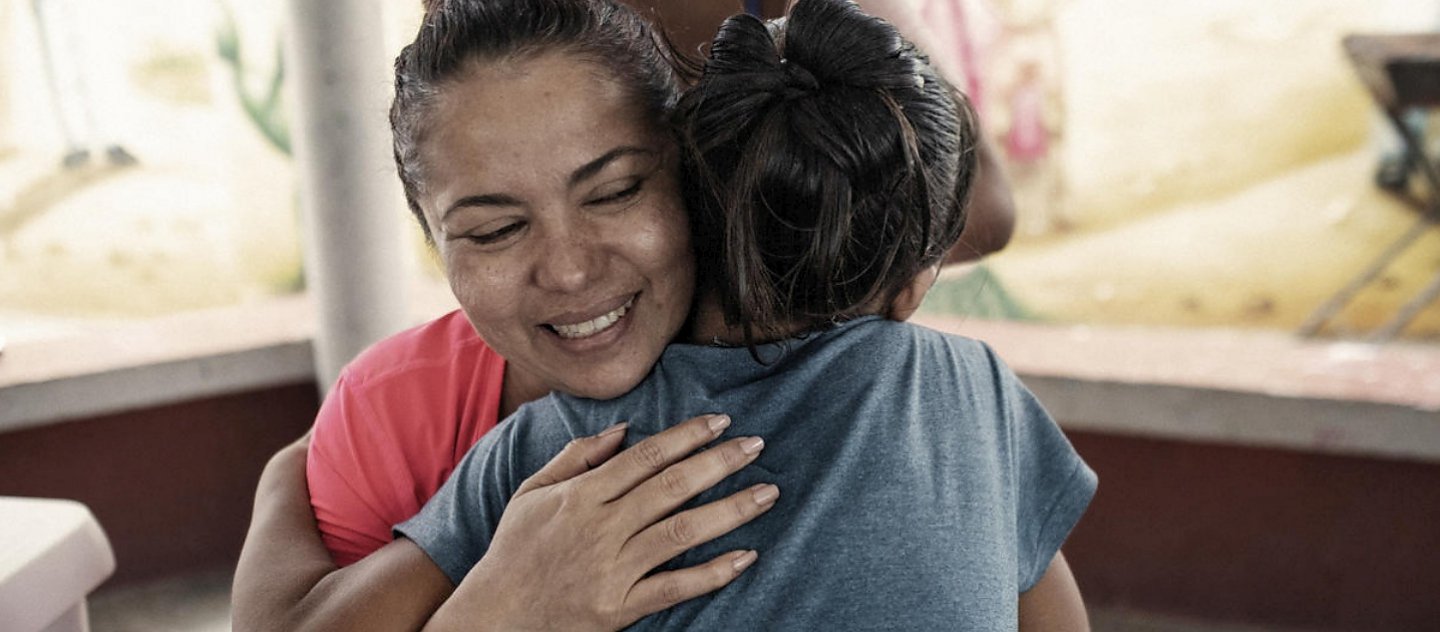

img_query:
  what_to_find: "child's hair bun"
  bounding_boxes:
[678,0,979,349]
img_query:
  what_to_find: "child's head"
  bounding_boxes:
[677,0,979,345]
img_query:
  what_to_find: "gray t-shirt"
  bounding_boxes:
[397,317,1096,631]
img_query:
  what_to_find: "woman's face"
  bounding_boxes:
[420,52,694,400]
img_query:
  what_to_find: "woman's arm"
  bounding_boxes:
[232,433,457,630]
[947,133,1016,264]
[851,0,1016,264]
[232,434,338,630]
[233,415,772,631]
[1018,551,1090,632]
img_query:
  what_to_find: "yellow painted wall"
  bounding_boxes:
[948,0,1440,340]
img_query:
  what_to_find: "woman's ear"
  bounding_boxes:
[886,264,942,322]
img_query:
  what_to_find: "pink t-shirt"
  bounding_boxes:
[307,310,507,566]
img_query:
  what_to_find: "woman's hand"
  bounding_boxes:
[234,414,775,632]
[426,414,777,631]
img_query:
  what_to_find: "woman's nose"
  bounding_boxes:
[533,226,604,293]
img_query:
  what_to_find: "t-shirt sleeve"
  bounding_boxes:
[304,313,508,568]
[983,343,1098,593]
[392,421,519,585]
[394,400,575,586]
[307,372,402,567]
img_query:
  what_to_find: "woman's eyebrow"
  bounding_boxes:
[568,146,655,187]
[442,146,655,220]
[443,193,523,221]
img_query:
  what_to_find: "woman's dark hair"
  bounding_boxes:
[677,0,979,348]
[392,0,682,234]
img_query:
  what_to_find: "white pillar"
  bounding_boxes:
[285,0,409,391]
[0,2,9,152]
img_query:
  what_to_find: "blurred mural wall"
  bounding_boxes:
[909,0,1440,340]
[1,0,303,340]
[1,0,1437,343]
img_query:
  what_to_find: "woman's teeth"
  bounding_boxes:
[552,298,632,340]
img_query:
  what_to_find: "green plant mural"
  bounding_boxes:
[921,265,1033,321]
[216,3,290,156]
[216,2,304,293]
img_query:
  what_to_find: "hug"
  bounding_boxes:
[233,0,1092,629]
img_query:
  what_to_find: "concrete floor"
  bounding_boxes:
[89,570,231,632]
[85,569,1317,632]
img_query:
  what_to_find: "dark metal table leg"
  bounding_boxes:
[1298,216,1435,336]
[1370,267,1440,341]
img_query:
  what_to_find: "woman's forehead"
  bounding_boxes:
[419,55,673,196]
[435,53,662,138]
[454,51,638,107]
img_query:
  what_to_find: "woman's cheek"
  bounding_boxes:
[445,253,508,315]
[665,212,696,280]
[644,192,692,264]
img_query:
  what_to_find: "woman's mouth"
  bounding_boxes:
[548,295,635,340]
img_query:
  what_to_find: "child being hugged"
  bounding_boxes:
[397,0,1096,629]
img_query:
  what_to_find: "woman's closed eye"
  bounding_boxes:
[586,178,645,206]
[465,220,526,246]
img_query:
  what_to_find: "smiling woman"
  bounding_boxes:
[233,0,1021,629]
[232,2,776,630]
[419,52,694,406]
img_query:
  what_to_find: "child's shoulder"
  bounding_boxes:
[843,319,1015,384]
[510,389,625,450]
[848,317,996,357]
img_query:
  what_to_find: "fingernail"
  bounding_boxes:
[707,414,731,434]
[751,484,779,506]
[600,422,628,437]
[740,436,765,455]
[732,550,758,573]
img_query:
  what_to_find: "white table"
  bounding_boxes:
[0,497,115,632]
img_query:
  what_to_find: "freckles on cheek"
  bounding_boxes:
[445,257,503,310]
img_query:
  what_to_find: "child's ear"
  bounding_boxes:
[886,264,942,322]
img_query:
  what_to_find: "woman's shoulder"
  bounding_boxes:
[340,310,502,388]
[310,310,510,537]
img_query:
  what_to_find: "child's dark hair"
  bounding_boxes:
[677,0,978,347]
[392,0,682,236]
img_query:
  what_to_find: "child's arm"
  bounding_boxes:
[978,341,1095,631]
[1019,552,1090,631]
